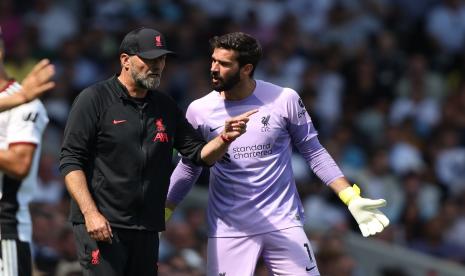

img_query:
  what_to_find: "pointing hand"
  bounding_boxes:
[221,109,258,142]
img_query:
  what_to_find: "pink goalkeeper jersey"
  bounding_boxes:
[168,80,343,237]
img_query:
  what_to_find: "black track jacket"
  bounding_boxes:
[59,76,207,231]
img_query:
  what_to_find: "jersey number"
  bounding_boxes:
[23,112,38,123]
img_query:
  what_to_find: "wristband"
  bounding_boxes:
[220,133,234,144]
[338,184,361,205]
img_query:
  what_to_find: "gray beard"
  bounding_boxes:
[131,68,160,90]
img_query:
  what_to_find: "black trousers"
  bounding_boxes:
[0,239,32,276]
[73,224,159,276]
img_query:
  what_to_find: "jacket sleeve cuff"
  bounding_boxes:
[192,142,213,167]
[59,164,84,177]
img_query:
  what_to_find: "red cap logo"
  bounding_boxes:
[155,35,163,47]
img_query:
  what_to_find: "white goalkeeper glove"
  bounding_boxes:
[339,184,390,237]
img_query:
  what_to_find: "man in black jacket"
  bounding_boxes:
[59,27,256,276]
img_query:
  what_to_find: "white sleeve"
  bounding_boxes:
[6,100,49,145]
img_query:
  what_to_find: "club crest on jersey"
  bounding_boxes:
[261,115,271,132]
[153,118,169,142]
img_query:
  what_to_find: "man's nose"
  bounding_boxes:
[211,61,219,72]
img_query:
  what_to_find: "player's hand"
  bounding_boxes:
[221,109,258,142]
[84,210,113,243]
[339,184,390,237]
[19,59,55,102]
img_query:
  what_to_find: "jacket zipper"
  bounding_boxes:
[139,107,148,208]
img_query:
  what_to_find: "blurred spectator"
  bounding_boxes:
[0,0,24,52]
[444,192,465,250]
[24,0,79,54]
[316,232,356,276]
[426,0,465,54]
[353,148,404,223]
[34,154,65,205]
[402,171,442,221]
[434,127,465,194]
[4,36,38,81]
[312,47,345,136]
[391,54,443,136]
[319,3,382,56]
[409,215,465,263]
[387,123,426,175]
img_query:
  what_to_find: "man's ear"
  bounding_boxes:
[120,53,131,70]
[242,64,254,77]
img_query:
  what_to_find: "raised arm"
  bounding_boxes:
[0,59,55,112]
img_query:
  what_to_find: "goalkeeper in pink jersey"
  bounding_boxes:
[166,32,389,276]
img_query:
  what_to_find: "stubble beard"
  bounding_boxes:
[211,70,241,92]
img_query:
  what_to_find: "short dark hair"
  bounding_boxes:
[209,32,262,76]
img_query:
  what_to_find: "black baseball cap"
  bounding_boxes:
[119,27,174,59]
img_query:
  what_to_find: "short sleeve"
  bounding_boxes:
[6,100,49,145]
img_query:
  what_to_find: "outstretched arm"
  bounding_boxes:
[329,178,389,237]
[297,136,390,237]
[0,59,55,112]
[165,158,203,221]
[287,90,389,236]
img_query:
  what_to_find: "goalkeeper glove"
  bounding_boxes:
[339,184,390,237]
[165,207,173,222]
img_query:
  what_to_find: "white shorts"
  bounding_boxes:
[207,226,320,276]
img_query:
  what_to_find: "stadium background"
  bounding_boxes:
[2,0,465,275]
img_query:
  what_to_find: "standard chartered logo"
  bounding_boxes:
[232,143,272,159]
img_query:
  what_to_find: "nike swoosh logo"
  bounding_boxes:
[306,266,316,272]
[113,119,127,125]
[209,125,222,132]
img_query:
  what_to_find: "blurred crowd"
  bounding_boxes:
[2,0,465,275]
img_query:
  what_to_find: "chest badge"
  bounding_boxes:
[261,115,271,132]
[153,118,169,142]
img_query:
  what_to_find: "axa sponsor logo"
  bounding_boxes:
[153,118,169,142]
